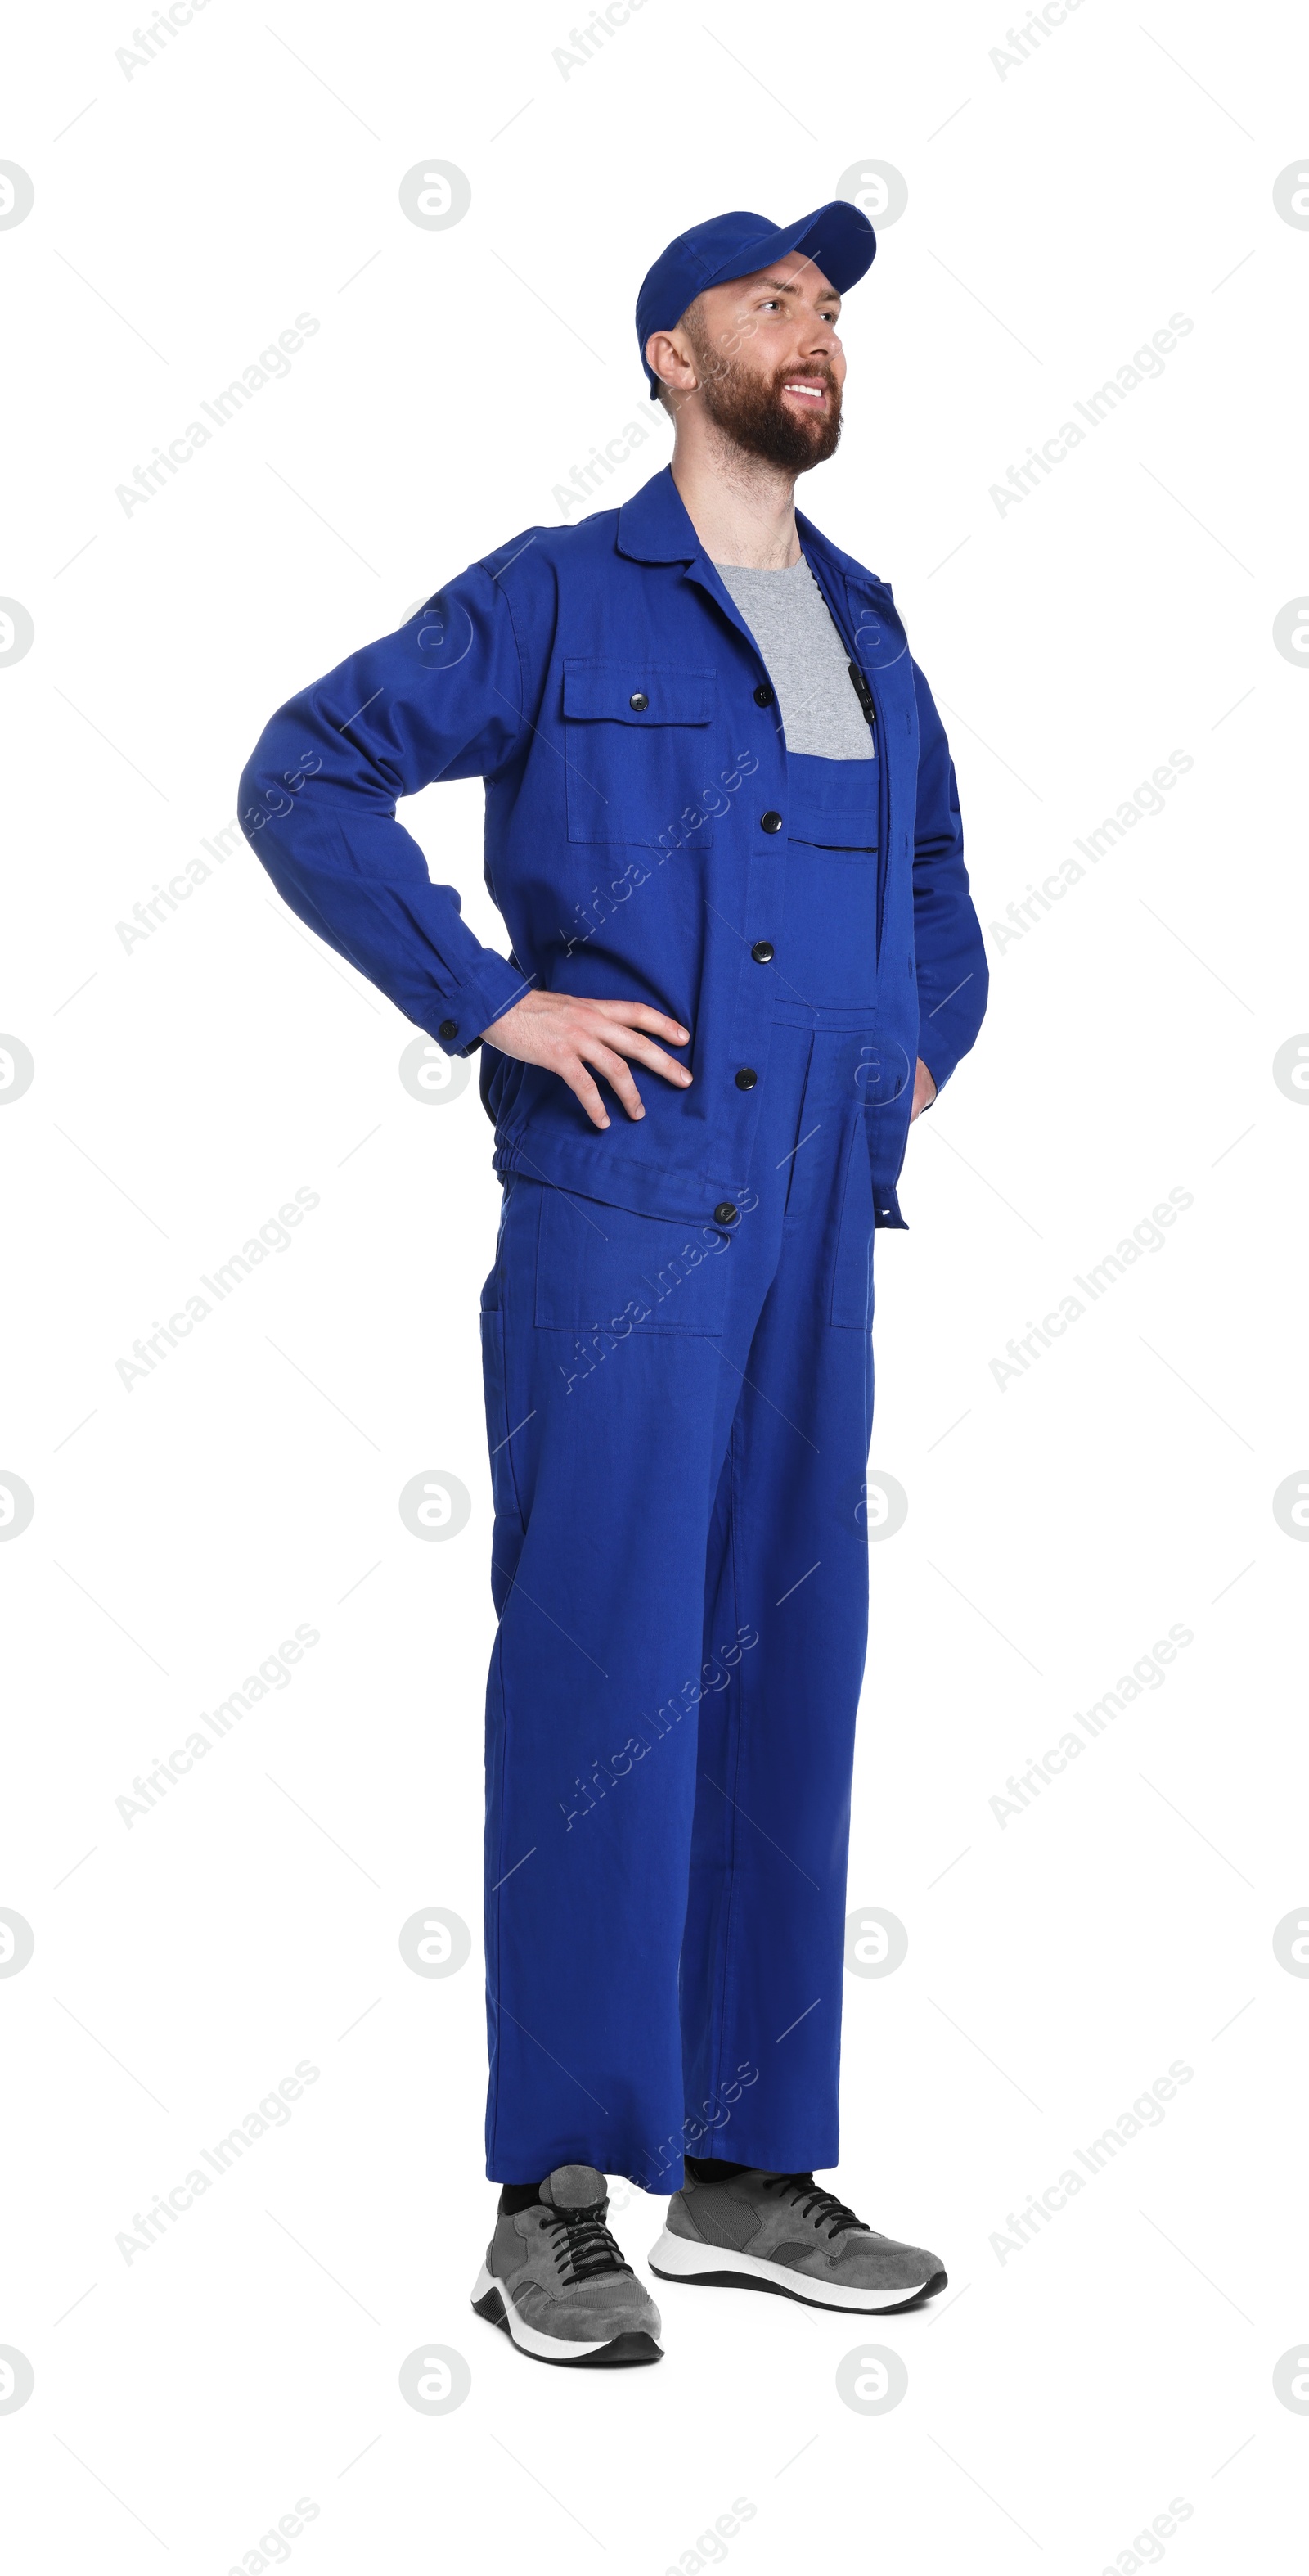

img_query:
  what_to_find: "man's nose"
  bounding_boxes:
[800,318,840,359]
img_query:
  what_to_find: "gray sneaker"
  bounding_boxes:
[472,2165,663,2367]
[649,2168,947,2313]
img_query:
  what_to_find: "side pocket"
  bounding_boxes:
[479,1173,511,1316]
[480,1178,531,1528]
[480,1302,524,1530]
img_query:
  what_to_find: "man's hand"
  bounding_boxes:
[911,1057,937,1123]
[479,990,692,1132]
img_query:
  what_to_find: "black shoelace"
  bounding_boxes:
[544,2205,633,2284]
[762,2173,870,2241]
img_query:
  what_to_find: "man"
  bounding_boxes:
[240,201,987,2369]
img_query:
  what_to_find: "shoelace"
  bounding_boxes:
[761,2173,870,2241]
[543,2206,634,2284]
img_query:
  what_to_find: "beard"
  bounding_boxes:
[695,349,843,472]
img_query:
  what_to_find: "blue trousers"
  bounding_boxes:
[479,754,913,2190]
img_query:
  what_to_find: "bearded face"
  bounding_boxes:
[690,335,843,473]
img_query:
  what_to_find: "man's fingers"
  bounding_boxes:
[560,1061,613,1130]
[590,1001,689,1045]
[578,1040,646,1121]
[595,1028,693,1086]
[483,992,693,1124]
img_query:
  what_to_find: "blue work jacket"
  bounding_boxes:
[238,466,987,1226]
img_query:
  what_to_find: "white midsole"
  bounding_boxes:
[647,2227,929,2310]
[470,2263,613,2357]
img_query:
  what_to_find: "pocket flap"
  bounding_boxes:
[562,659,715,724]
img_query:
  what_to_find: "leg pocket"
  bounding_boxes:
[533,1185,731,1335]
[829,1120,875,1329]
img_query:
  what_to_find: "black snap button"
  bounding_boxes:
[629,690,649,710]
[761,810,783,833]
[753,682,775,707]
[750,939,775,964]
[439,1019,458,1041]
[713,1201,740,1227]
[735,1067,758,1092]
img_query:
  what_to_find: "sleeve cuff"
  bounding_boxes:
[429,951,532,1056]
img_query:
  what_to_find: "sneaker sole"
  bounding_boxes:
[470,2266,663,2367]
[647,2227,947,2313]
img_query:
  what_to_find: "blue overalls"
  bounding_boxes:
[480,738,915,2189]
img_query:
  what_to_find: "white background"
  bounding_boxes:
[2,0,1307,2567]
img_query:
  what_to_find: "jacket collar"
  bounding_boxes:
[615,465,885,600]
[615,465,701,562]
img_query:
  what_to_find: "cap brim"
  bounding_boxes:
[701,200,876,300]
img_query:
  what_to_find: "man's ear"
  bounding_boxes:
[645,328,699,402]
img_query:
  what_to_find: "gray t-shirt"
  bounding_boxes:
[713,554,874,761]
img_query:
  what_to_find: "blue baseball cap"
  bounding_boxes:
[636,201,876,399]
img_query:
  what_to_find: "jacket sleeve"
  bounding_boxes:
[237,561,533,1056]
[911,660,988,1092]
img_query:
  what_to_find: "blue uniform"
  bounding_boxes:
[238,469,988,2189]
[239,468,986,1230]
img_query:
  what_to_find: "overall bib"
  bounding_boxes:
[479,745,915,2189]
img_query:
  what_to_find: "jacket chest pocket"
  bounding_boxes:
[562,658,717,848]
